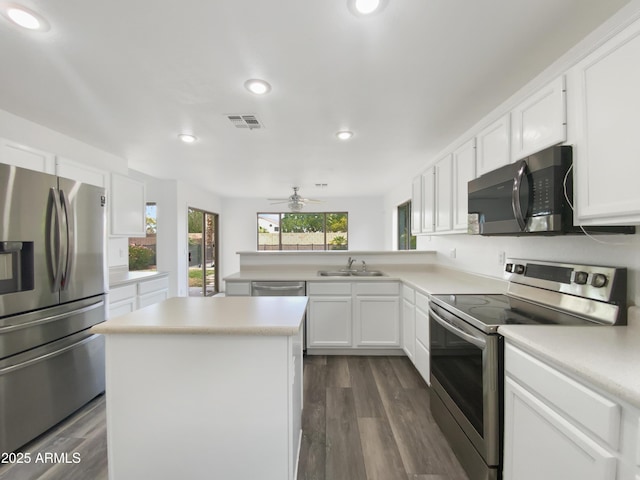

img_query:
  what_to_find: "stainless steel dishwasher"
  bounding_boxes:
[250,281,307,351]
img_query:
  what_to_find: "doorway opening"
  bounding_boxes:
[187,208,219,296]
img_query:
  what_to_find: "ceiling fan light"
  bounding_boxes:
[288,201,303,212]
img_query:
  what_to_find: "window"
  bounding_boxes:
[397,201,416,250]
[129,203,157,271]
[257,212,348,251]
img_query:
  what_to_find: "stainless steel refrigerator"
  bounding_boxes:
[0,163,107,453]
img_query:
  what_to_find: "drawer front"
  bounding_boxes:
[416,291,430,312]
[355,282,399,296]
[109,299,136,318]
[402,284,415,303]
[308,282,352,296]
[109,284,137,304]
[138,276,169,295]
[225,282,251,296]
[138,290,168,309]
[505,343,621,449]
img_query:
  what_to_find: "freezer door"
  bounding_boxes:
[0,164,59,317]
[58,177,106,304]
[0,295,105,360]
[0,331,105,453]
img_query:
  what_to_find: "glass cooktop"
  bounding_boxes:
[430,293,598,330]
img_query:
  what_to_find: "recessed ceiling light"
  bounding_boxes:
[244,79,271,95]
[178,134,197,144]
[347,0,386,16]
[336,131,354,140]
[3,5,49,31]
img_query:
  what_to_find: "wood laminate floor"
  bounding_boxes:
[0,356,469,480]
[297,355,469,480]
[0,394,108,480]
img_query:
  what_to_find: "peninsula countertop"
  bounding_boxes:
[224,264,508,296]
[499,306,640,409]
[92,296,308,336]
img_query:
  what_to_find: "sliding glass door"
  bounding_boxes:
[188,208,219,296]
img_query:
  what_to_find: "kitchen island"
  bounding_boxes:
[91,296,307,480]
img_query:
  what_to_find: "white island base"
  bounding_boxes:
[92,297,306,480]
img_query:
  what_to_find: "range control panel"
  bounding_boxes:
[504,258,627,303]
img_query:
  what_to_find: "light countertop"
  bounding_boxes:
[224,264,508,296]
[109,270,168,288]
[92,296,308,336]
[499,307,640,409]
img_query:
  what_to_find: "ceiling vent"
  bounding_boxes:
[226,114,263,130]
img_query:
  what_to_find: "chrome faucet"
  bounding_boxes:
[346,256,356,270]
[361,261,367,271]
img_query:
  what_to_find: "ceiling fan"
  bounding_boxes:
[268,187,323,211]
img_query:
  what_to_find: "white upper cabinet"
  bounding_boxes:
[422,166,436,234]
[110,173,146,237]
[569,18,640,225]
[0,138,55,174]
[411,174,423,235]
[511,76,566,162]
[451,138,476,231]
[476,114,511,176]
[56,157,108,188]
[434,154,453,232]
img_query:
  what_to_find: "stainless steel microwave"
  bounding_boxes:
[467,146,635,236]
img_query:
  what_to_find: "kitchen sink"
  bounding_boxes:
[318,271,351,276]
[317,270,385,277]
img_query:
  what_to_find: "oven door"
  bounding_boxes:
[429,302,502,466]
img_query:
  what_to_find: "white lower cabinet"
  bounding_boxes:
[402,285,416,362]
[108,274,169,318]
[355,296,400,347]
[308,295,353,347]
[414,291,430,385]
[504,377,616,480]
[503,342,640,480]
[307,281,400,352]
[307,282,353,348]
[108,284,137,318]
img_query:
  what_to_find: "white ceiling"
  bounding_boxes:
[0,0,631,199]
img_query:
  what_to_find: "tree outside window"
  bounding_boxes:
[257,212,348,250]
[129,203,158,271]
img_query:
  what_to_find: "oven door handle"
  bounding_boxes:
[429,307,487,349]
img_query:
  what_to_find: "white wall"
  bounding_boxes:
[130,170,222,298]
[220,195,385,282]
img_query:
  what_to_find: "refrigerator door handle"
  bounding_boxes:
[0,299,104,334]
[48,187,64,289]
[60,189,74,291]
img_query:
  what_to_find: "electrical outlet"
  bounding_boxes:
[498,251,506,265]
[450,248,456,259]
